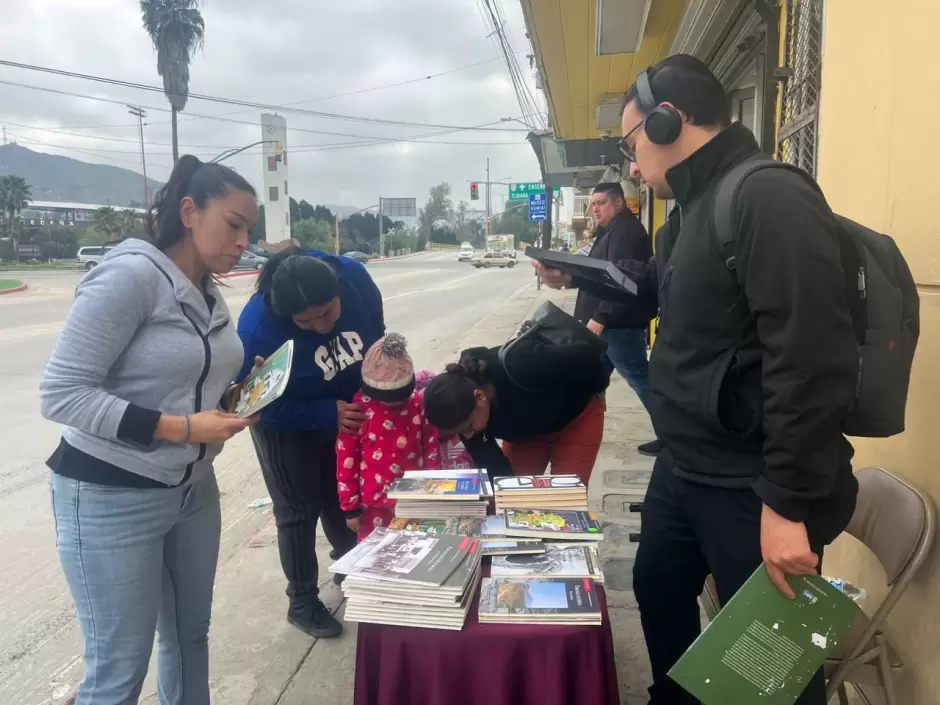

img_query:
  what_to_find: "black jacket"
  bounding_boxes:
[583,124,858,534]
[459,342,609,477]
[572,209,655,329]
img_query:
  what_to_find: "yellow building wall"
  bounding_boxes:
[816,2,940,703]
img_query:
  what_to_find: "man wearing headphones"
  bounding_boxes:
[539,55,858,705]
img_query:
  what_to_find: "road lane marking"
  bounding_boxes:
[0,269,520,342]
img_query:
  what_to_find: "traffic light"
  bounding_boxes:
[470,183,479,200]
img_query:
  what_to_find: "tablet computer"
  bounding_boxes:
[525,247,638,297]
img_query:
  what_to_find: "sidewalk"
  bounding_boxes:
[137,285,655,705]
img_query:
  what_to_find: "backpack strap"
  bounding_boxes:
[712,157,814,271]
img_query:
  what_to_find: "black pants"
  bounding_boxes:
[633,452,842,705]
[250,425,357,603]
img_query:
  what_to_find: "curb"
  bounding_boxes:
[218,271,259,280]
[0,283,28,296]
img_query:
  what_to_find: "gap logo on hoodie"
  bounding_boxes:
[316,331,366,381]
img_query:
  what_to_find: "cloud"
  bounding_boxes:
[0,0,545,210]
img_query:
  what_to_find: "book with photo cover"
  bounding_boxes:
[490,545,594,579]
[482,540,546,557]
[503,509,604,541]
[387,473,482,500]
[478,577,602,623]
[229,339,294,418]
[388,516,484,537]
[494,475,586,494]
[328,529,476,586]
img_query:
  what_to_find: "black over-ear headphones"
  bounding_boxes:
[635,69,682,146]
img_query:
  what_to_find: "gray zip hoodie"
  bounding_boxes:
[40,239,244,486]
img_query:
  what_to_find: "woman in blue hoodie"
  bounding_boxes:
[237,247,385,638]
[40,155,258,705]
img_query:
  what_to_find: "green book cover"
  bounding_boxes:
[669,565,861,705]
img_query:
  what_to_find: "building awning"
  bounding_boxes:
[520,0,686,142]
[525,131,616,189]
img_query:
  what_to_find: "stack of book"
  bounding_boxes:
[330,528,483,630]
[389,469,491,517]
[493,475,588,511]
[480,515,545,556]
[478,576,603,625]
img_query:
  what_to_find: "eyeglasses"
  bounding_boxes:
[618,120,644,163]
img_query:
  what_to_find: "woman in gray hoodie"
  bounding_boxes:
[40,155,258,705]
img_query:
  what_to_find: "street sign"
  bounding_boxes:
[509,182,561,200]
[380,198,417,217]
[528,193,548,222]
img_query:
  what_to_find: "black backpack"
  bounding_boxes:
[712,157,920,438]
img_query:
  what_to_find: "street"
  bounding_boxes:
[0,250,537,705]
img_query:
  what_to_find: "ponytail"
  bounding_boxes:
[423,350,490,429]
[146,155,255,252]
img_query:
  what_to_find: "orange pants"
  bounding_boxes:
[502,395,605,486]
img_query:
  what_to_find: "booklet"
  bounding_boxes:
[503,509,604,541]
[668,564,862,705]
[230,339,294,418]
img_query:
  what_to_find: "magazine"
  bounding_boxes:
[387,470,482,500]
[230,339,294,418]
[388,516,483,537]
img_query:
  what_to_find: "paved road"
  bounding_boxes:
[0,250,534,705]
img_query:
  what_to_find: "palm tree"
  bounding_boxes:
[140,0,205,163]
[94,206,121,242]
[0,175,32,261]
[120,209,143,237]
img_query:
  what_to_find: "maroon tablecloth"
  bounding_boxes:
[353,573,620,705]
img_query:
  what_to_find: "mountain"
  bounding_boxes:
[0,143,162,207]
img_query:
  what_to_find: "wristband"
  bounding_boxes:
[185,415,192,444]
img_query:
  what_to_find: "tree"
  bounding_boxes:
[120,209,145,237]
[140,0,205,163]
[94,206,122,241]
[0,175,32,261]
[292,219,334,252]
[298,199,316,221]
[418,182,454,242]
[491,201,539,247]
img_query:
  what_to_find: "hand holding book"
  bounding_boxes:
[760,504,819,599]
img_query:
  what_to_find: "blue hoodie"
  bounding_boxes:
[237,251,385,431]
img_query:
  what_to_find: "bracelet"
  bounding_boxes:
[185,415,192,444]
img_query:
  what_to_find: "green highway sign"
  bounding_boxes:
[508,182,562,200]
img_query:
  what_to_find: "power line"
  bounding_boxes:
[0,80,529,148]
[39,55,517,132]
[0,59,531,132]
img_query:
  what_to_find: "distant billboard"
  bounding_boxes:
[381,197,417,218]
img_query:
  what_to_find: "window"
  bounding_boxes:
[267,156,276,171]
[285,213,289,225]
[776,0,823,176]
[284,181,288,196]
[282,150,288,167]
[269,186,279,202]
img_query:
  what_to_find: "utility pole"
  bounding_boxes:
[127,106,149,210]
[484,158,491,240]
[378,198,385,257]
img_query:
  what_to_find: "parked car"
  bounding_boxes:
[458,244,474,262]
[235,251,267,270]
[76,246,114,271]
[472,251,516,269]
[343,251,371,263]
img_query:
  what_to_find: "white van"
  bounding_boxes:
[76,246,114,271]
[458,243,474,262]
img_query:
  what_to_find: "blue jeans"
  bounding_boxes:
[51,472,221,705]
[602,327,652,412]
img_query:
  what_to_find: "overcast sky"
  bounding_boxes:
[0,0,547,213]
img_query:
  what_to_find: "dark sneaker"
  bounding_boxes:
[287,599,343,638]
[637,440,662,457]
[329,549,338,560]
